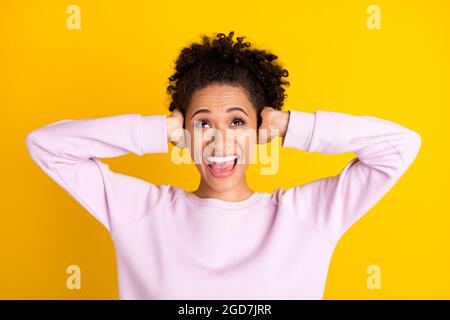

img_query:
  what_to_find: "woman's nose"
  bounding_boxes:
[207,128,237,154]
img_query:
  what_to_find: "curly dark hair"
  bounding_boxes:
[166,31,290,128]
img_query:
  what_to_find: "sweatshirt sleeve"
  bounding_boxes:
[25,113,170,233]
[280,109,422,243]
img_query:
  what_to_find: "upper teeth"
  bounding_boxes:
[207,155,238,164]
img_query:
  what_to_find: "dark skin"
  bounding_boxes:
[166,83,290,202]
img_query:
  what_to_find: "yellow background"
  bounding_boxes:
[1,0,449,299]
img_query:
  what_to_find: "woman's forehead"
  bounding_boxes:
[189,84,253,112]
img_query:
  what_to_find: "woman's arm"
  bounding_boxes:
[25,113,170,233]
[278,109,422,243]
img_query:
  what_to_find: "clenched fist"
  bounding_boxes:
[166,109,186,148]
[257,107,290,144]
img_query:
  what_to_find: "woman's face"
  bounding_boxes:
[185,83,258,193]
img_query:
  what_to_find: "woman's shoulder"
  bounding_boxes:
[154,184,187,202]
[264,186,307,207]
[256,188,286,207]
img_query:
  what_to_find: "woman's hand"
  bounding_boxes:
[166,109,186,148]
[257,107,290,144]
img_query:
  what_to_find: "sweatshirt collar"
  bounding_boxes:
[185,190,262,209]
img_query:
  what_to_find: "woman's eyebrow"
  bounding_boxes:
[191,108,210,119]
[226,107,248,116]
[191,107,248,119]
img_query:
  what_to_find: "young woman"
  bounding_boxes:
[26,31,422,299]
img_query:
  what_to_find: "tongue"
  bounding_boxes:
[209,161,235,173]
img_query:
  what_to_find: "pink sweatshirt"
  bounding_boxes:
[25,109,421,299]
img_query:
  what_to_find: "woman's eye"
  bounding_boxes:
[231,118,246,127]
[194,120,211,128]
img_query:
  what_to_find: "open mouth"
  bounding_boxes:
[206,155,239,178]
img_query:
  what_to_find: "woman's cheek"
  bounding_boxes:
[240,133,257,165]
